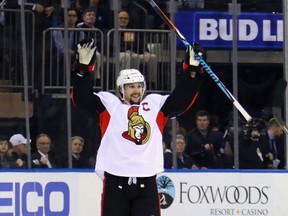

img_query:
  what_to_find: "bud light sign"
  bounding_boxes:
[175,11,283,50]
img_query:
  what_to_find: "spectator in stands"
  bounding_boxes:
[116,10,133,70]
[86,0,112,31]
[77,7,102,81]
[32,133,56,168]
[71,136,86,168]
[9,133,29,168]
[185,110,223,169]
[0,136,25,168]
[6,141,14,158]
[163,133,199,169]
[271,128,285,169]
[239,118,272,169]
[174,134,198,169]
[53,8,78,55]
[239,118,283,169]
[51,8,79,85]
[117,10,158,89]
[32,0,57,27]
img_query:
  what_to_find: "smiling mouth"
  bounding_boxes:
[132,95,140,98]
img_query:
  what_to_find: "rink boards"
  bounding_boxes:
[0,169,287,216]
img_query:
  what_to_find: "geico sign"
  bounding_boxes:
[199,19,283,42]
[179,184,269,204]
[0,182,70,215]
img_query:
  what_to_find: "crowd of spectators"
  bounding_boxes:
[1,0,282,87]
[0,133,93,169]
[0,0,285,170]
[162,109,285,170]
[1,108,285,170]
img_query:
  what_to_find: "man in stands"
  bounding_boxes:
[117,10,158,89]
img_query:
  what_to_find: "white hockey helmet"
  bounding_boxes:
[116,69,146,101]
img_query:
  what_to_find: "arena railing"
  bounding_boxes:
[41,28,104,95]
[42,28,178,94]
[106,28,175,93]
[0,9,35,92]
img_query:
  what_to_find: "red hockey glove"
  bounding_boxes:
[73,38,97,73]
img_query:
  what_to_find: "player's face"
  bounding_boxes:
[124,82,144,104]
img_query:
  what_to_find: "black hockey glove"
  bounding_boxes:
[182,42,206,78]
[73,38,97,73]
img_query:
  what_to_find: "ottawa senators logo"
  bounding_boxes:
[122,106,151,145]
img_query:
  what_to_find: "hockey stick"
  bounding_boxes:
[146,0,252,122]
[0,0,6,8]
[272,79,288,134]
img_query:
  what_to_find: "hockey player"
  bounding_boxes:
[71,38,204,216]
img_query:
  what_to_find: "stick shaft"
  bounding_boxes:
[147,0,252,121]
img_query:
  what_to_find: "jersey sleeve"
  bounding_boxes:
[71,71,105,114]
[161,71,202,118]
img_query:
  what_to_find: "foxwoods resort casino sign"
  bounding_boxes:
[157,172,275,216]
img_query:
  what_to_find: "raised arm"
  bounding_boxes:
[71,38,104,114]
[161,43,205,118]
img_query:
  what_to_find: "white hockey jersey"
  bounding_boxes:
[95,91,169,179]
